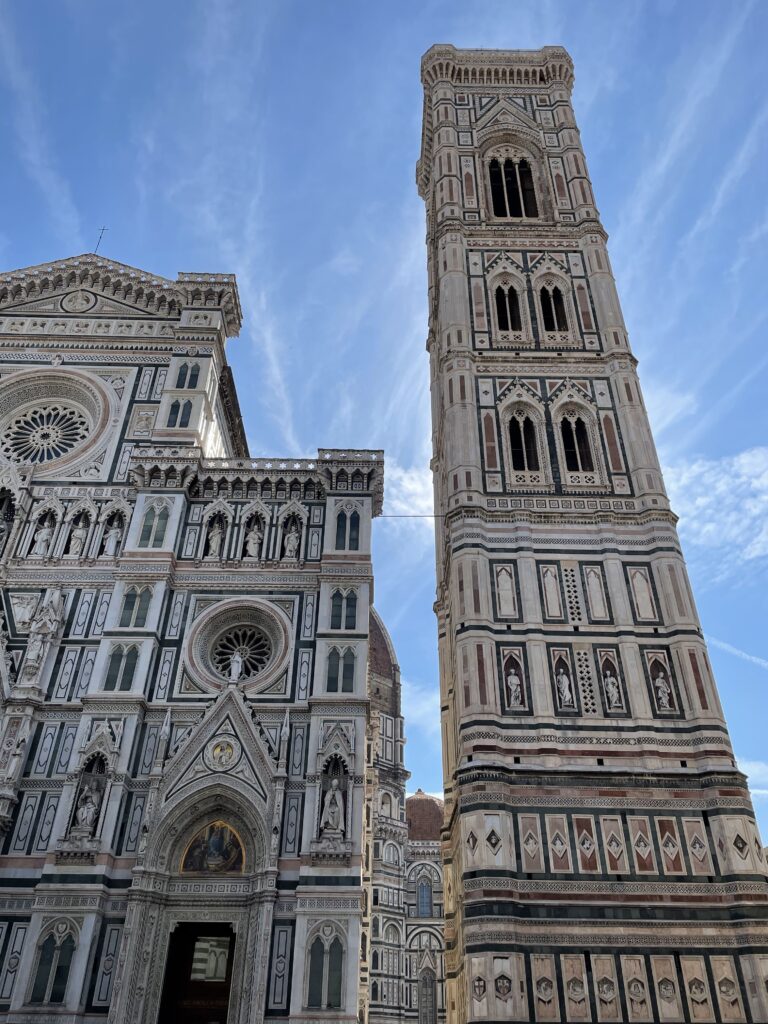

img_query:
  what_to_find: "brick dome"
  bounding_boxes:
[406,788,443,840]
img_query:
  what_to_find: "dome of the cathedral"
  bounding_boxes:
[406,789,443,841]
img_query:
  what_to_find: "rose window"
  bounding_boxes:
[0,404,90,464]
[212,626,272,680]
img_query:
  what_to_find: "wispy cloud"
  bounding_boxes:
[665,446,768,578]
[0,7,83,250]
[708,638,768,673]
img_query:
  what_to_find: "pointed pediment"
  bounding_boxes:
[160,687,275,809]
[485,250,525,275]
[475,97,539,134]
[497,378,543,407]
[547,377,594,405]
[0,252,243,337]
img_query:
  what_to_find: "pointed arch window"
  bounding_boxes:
[138,504,169,548]
[307,933,344,1010]
[509,414,539,472]
[167,400,180,428]
[179,400,192,428]
[120,587,152,628]
[345,591,357,629]
[417,878,434,917]
[30,930,76,1005]
[175,363,188,389]
[335,509,361,550]
[188,363,200,388]
[540,284,568,332]
[494,284,522,332]
[104,645,139,691]
[330,590,357,630]
[488,157,538,218]
[561,417,594,473]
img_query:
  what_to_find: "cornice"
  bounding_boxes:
[0,254,243,338]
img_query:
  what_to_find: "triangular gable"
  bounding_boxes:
[528,252,570,276]
[484,251,525,274]
[547,378,594,405]
[475,97,539,134]
[160,687,275,809]
[496,378,543,406]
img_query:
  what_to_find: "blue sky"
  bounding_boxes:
[1,0,767,830]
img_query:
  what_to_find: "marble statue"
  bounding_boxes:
[102,520,122,557]
[31,519,54,558]
[68,520,88,557]
[505,664,522,707]
[320,778,345,836]
[604,670,621,709]
[206,520,224,559]
[75,781,102,831]
[229,651,244,681]
[556,668,574,708]
[283,524,300,560]
[655,671,672,710]
[244,521,263,559]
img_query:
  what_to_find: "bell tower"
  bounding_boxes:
[418,44,768,1023]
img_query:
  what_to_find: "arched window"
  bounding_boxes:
[417,878,434,917]
[494,284,522,332]
[345,591,357,630]
[540,284,568,332]
[381,793,392,818]
[104,645,139,691]
[120,587,152,628]
[167,400,180,428]
[561,417,594,473]
[307,932,344,1009]
[179,400,192,428]
[138,505,169,548]
[348,511,360,551]
[419,969,437,1024]
[175,363,188,389]
[331,591,344,629]
[488,157,538,218]
[327,650,340,692]
[371,980,379,1001]
[188,363,200,388]
[335,511,347,550]
[30,929,76,1004]
[342,650,355,693]
[509,414,539,472]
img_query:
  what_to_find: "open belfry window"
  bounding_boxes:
[494,285,522,331]
[488,157,538,218]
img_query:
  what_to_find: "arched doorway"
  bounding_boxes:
[108,791,272,1024]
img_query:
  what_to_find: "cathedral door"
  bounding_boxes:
[158,922,236,1024]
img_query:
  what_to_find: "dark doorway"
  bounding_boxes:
[158,922,236,1024]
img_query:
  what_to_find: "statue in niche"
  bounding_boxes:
[244,520,263,559]
[206,519,224,559]
[25,590,63,672]
[603,668,622,709]
[102,518,123,557]
[67,516,89,557]
[505,661,523,707]
[654,670,672,710]
[320,777,345,837]
[556,666,574,708]
[75,781,102,832]
[229,651,243,682]
[31,517,54,558]
[283,522,301,561]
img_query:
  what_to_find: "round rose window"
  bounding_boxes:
[0,404,90,464]
[212,626,272,681]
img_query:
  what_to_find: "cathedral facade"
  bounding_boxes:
[0,253,447,1024]
[418,43,768,1023]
